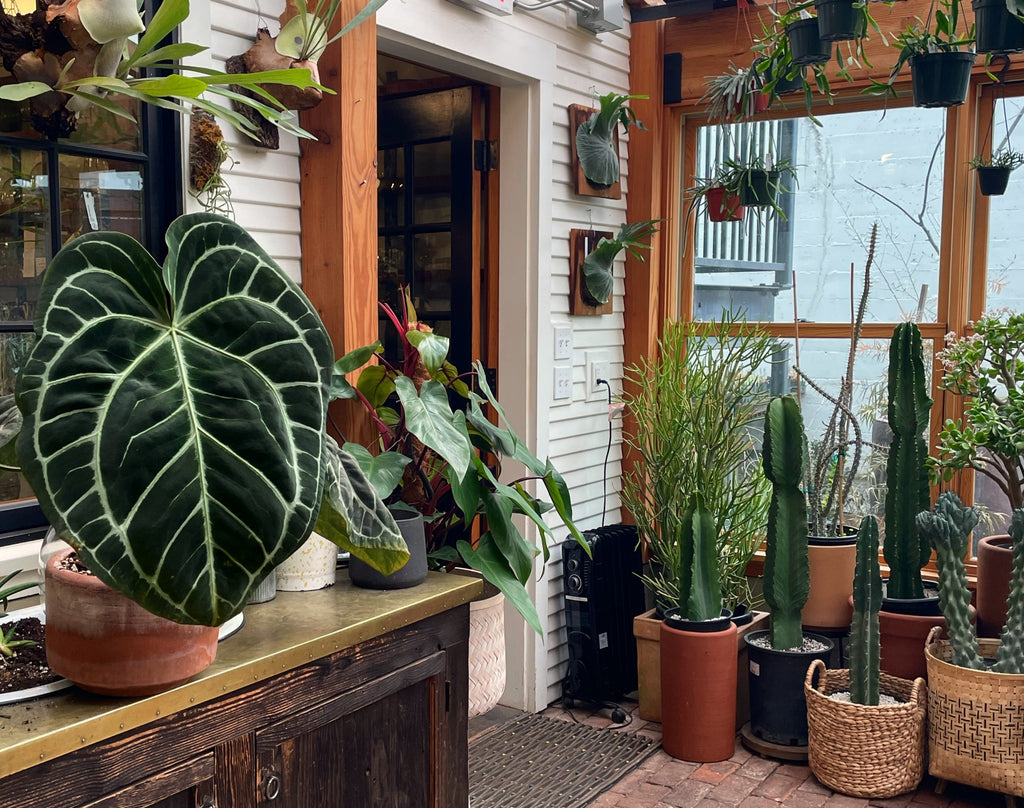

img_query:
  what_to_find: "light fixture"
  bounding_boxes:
[512,0,623,34]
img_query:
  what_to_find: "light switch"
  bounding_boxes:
[554,325,573,361]
[554,366,572,401]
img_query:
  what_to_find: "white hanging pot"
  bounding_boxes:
[275,531,338,591]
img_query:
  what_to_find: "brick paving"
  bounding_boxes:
[469,700,1009,808]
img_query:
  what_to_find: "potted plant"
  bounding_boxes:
[579,219,659,306]
[0,213,407,695]
[868,0,976,108]
[931,311,1024,638]
[700,62,769,124]
[574,91,646,189]
[723,155,798,218]
[969,149,1024,196]
[686,169,745,223]
[972,0,1024,54]
[805,515,928,798]
[622,313,776,726]
[744,395,834,754]
[922,493,1024,801]
[783,8,832,67]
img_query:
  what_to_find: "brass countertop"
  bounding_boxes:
[0,571,483,778]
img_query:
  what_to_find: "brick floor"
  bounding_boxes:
[469,699,1010,808]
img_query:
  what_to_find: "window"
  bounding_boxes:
[0,18,182,546]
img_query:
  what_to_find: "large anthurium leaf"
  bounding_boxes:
[315,439,408,574]
[395,376,472,480]
[0,394,20,471]
[15,213,333,626]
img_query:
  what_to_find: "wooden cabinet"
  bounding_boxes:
[0,576,478,808]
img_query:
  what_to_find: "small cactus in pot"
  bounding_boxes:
[672,495,724,622]
[849,515,882,705]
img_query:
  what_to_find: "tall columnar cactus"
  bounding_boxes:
[884,322,934,600]
[762,395,810,650]
[677,497,723,622]
[918,492,984,670]
[994,508,1024,674]
[849,515,882,706]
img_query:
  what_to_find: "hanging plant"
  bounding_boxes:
[575,92,646,188]
[189,108,237,217]
[580,219,659,306]
[969,149,1024,196]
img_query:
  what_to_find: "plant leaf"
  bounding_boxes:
[458,536,542,634]
[0,394,21,471]
[15,213,334,626]
[395,376,472,480]
[341,441,409,500]
[576,126,619,187]
[0,82,54,102]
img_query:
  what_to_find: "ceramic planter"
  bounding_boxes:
[802,531,857,631]
[976,166,1013,196]
[349,509,428,589]
[706,186,745,222]
[977,534,1013,637]
[909,52,976,109]
[468,578,506,718]
[276,531,338,591]
[44,549,219,697]
[786,19,831,66]
[973,0,1024,54]
[660,613,737,762]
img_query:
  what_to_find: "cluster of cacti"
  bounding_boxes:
[918,492,984,670]
[762,395,810,649]
[676,496,723,622]
[884,322,934,600]
[849,515,882,705]
[994,509,1024,673]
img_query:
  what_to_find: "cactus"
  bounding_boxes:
[677,496,723,622]
[994,508,1024,674]
[849,515,882,705]
[762,395,810,650]
[919,492,984,670]
[883,322,934,600]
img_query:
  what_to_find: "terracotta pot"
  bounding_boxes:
[803,534,857,630]
[706,186,745,222]
[660,617,738,762]
[44,550,219,697]
[877,606,947,681]
[977,534,1013,638]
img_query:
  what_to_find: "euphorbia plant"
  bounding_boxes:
[332,292,587,634]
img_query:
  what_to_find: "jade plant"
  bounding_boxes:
[0,213,407,627]
[580,219,659,306]
[849,515,882,705]
[762,394,811,650]
[882,322,934,600]
[575,91,646,188]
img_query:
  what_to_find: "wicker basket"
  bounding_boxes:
[925,626,1024,799]
[805,659,927,798]
[468,582,506,719]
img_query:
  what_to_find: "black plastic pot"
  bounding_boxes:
[815,0,860,42]
[744,630,835,747]
[664,607,733,633]
[977,165,1013,196]
[774,67,806,96]
[786,18,831,66]
[973,0,1024,54]
[881,579,942,616]
[909,52,976,108]
[738,169,781,207]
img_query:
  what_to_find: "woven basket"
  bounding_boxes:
[468,582,506,718]
[805,659,926,798]
[925,626,1024,799]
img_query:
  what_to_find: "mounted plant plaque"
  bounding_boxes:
[568,105,622,199]
[569,228,613,315]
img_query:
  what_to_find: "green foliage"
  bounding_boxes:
[931,311,1024,514]
[919,492,984,669]
[762,394,810,649]
[0,570,38,658]
[995,508,1024,673]
[575,92,647,187]
[883,322,934,599]
[968,149,1024,170]
[721,156,798,221]
[699,62,765,124]
[620,312,777,614]
[331,292,585,635]
[275,0,391,64]
[6,213,404,627]
[850,516,882,705]
[580,220,659,306]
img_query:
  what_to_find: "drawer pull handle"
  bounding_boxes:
[263,772,282,800]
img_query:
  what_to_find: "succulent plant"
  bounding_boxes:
[849,515,882,705]
[994,509,1024,673]
[675,496,723,622]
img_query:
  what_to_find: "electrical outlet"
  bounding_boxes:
[586,352,611,400]
[554,325,573,361]
[553,366,572,401]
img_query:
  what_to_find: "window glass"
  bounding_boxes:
[692,107,946,325]
[983,94,1024,313]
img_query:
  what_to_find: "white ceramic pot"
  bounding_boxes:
[275,531,338,591]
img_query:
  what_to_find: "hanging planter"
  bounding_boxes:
[969,149,1024,196]
[738,169,783,207]
[908,52,976,108]
[786,18,831,66]
[973,0,1024,54]
[706,186,745,222]
[815,0,862,42]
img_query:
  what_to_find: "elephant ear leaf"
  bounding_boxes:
[15,213,334,626]
[576,122,620,188]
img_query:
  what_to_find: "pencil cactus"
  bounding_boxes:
[762,395,810,649]
[849,515,882,705]
[883,322,934,600]
[676,497,723,622]
[994,508,1024,674]
[919,492,983,670]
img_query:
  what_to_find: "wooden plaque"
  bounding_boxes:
[568,105,622,200]
[569,228,614,316]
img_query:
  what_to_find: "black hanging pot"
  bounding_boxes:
[786,18,832,66]
[738,169,781,207]
[976,166,1013,196]
[815,0,862,42]
[773,66,806,96]
[909,51,976,108]
[973,0,1024,54]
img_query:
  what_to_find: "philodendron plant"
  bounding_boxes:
[575,91,646,188]
[0,213,407,627]
[580,219,659,306]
